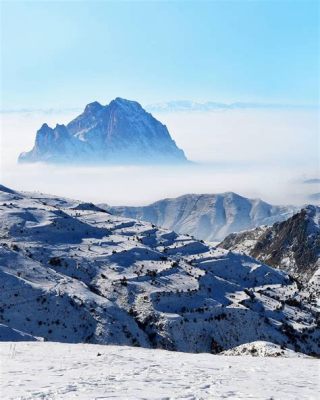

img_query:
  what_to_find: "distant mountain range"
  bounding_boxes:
[0,185,319,356]
[146,100,317,113]
[2,100,317,115]
[219,205,320,283]
[102,192,297,242]
[18,98,187,164]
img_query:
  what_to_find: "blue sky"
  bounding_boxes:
[1,0,319,109]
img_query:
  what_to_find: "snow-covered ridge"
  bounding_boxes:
[220,340,307,357]
[219,205,320,283]
[103,192,296,242]
[18,98,188,165]
[0,185,319,356]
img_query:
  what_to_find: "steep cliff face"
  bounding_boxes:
[19,98,187,164]
[220,206,320,282]
[22,123,77,163]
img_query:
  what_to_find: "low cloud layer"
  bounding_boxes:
[0,108,319,206]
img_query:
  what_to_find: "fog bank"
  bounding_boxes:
[1,108,319,206]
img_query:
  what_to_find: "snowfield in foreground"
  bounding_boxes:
[1,342,319,400]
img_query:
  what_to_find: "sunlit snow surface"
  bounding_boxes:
[0,185,319,355]
[1,342,319,400]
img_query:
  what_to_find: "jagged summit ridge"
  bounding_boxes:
[18,98,188,165]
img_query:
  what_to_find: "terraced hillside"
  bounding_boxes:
[0,185,319,356]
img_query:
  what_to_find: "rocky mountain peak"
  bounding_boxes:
[39,123,52,132]
[19,98,187,164]
[111,97,143,110]
[83,101,103,114]
[219,206,320,282]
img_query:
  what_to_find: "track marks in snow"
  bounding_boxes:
[1,342,319,400]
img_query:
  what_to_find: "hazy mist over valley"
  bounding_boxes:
[1,106,318,206]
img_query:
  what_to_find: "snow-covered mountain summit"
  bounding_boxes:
[104,192,296,242]
[0,185,319,356]
[18,98,187,164]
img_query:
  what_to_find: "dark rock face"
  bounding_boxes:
[19,98,188,165]
[220,206,320,281]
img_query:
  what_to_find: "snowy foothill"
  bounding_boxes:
[104,192,296,242]
[0,184,319,356]
[0,184,320,399]
[1,342,319,400]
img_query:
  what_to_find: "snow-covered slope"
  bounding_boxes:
[18,98,187,164]
[0,185,319,356]
[1,342,319,400]
[0,324,40,342]
[104,192,296,242]
[219,206,320,283]
[220,340,307,357]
